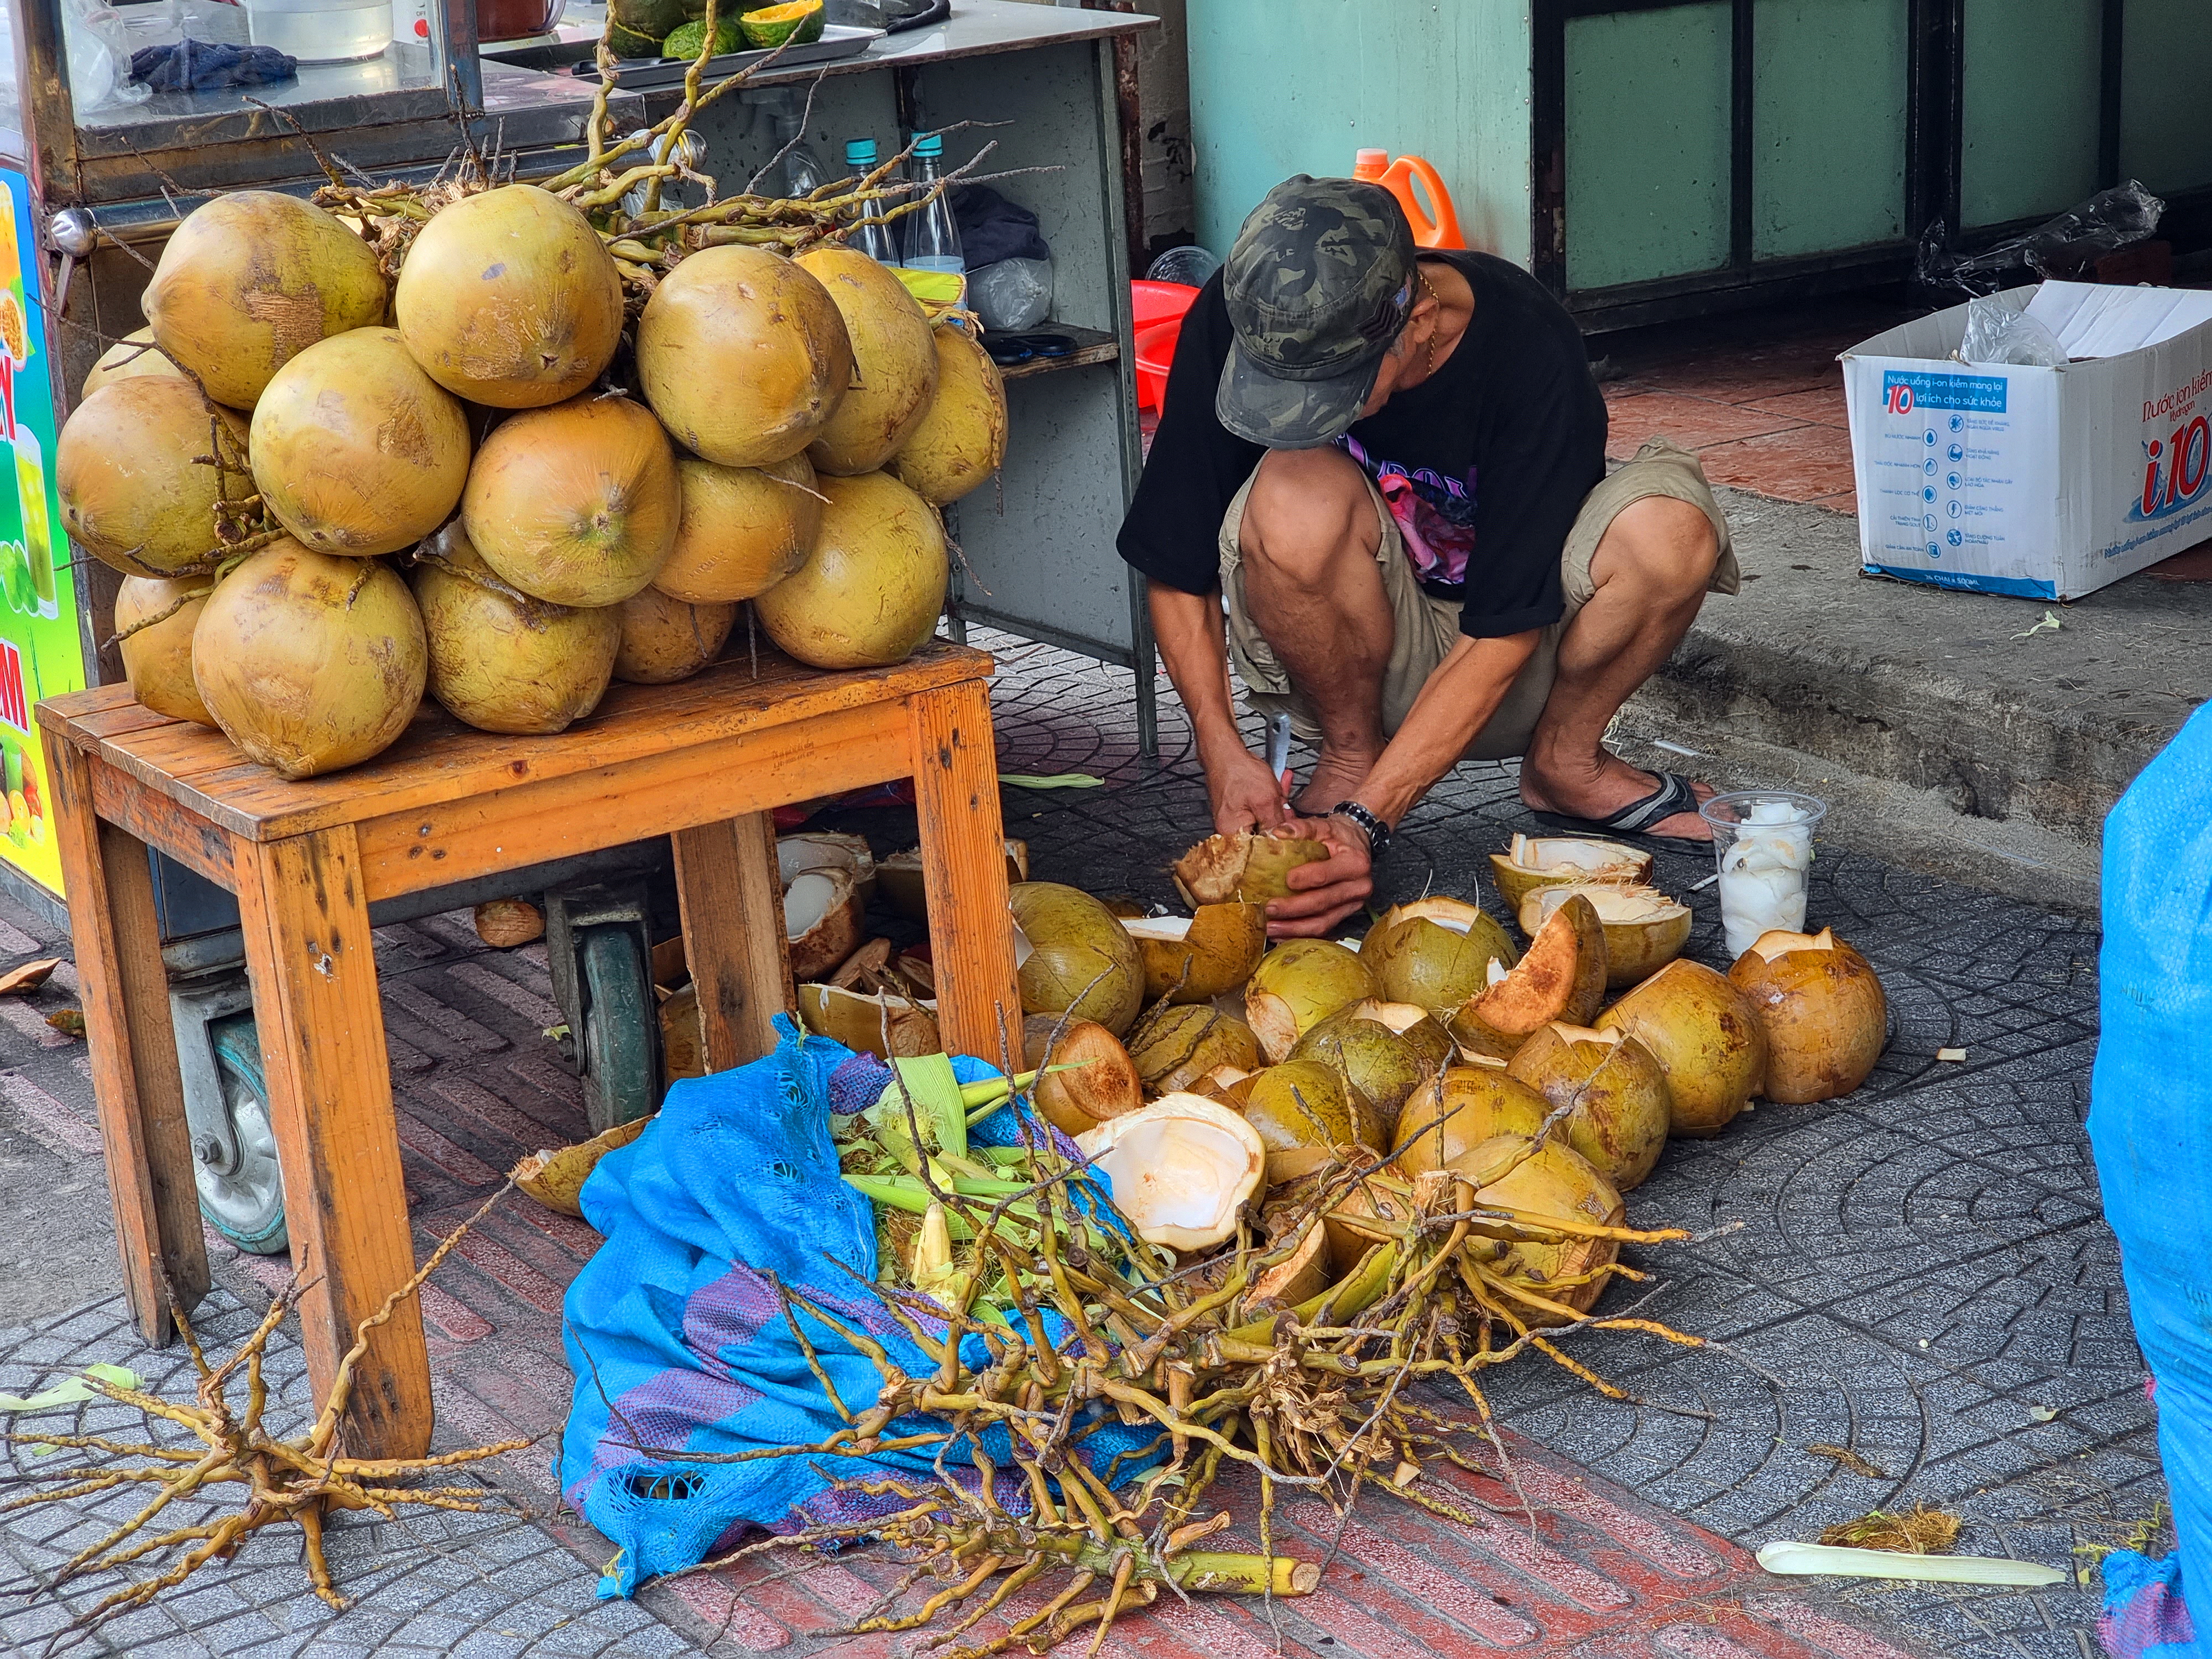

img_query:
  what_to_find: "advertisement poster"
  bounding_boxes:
[0,168,79,894]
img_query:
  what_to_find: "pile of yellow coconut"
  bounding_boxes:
[62,185,1008,779]
[749,825,1890,1326]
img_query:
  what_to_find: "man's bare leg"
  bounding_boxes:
[1519,495,1721,841]
[1238,446,1394,814]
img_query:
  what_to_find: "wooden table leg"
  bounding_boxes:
[909,681,1021,1070]
[45,742,211,1344]
[672,812,792,1071]
[234,826,430,1461]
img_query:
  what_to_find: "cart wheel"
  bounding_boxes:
[581,926,658,1134]
[194,1014,289,1256]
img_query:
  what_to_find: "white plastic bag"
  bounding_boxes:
[66,0,151,109]
[969,257,1052,332]
[1958,295,2068,368]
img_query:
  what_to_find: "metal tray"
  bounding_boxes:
[570,23,883,86]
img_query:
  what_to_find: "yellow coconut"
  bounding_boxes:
[612,586,735,684]
[1448,894,1609,1060]
[638,245,852,467]
[1120,903,1267,1003]
[655,452,823,604]
[192,540,426,779]
[1240,1060,1383,1182]
[80,328,182,399]
[114,576,215,727]
[752,471,947,671]
[1022,1014,1144,1137]
[249,327,472,557]
[1124,1003,1262,1097]
[794,246,940,475]
[142,191,387,409]
[57,378,250,576]
[410,523,619,735]
[1459,1134,1625,1323]
[886,325,1008,505]
[1505,1022,1671,1191]
[1009,881,1144,1037]
[1520,883,1691,990]
[1388,1066,1549,1178]
[1595,958,1768,1138]
[393,184,624,408]
[1359,896,1519,1014]
[797,982,940,1059]
[462,393,680,607]
[1489,833,1653,915]
[1244,938,1376,1063]
[1728,928,1888,1104]
[1172,830,1332,906]
[1074,1094,1265,1252]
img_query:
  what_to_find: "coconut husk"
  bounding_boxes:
[1022,1013,1144,1136]
[878,838,1029,922]
[827,937,894,990]
[1488,834,1653,915]
[1727,927,1888,1104]
[1288,999,1451,1134]
[778,831,877,904]
[1125,1003,1263,1097]
[1074,1093,1265,1252]
[1457,1134,1625,1324]
[1172,831,1332,907]
[1122,903,1267,1004]
[797,982,940,1060]
[1447,894,1608,1058]
[1244,938,1377,1064]
[1519,883,1691,990]
[1389,1066,1550,1179]
[1239,1060,1383,1183]
[473,899,544,950]
[1595,958,1767,1137]
[1818,1505,1960,1554]
[1505,1022,1671,1191]
[1009,881,1144,1037]
[512,1114,654,1215]
[786,865,865,982]
[661,982,705,1080]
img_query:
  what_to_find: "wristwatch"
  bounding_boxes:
[1329,800,1392,860]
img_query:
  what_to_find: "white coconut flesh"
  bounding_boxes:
[1074,1093,1264,1251]
[1486,958,1511,988]
[777,832,874,888]
[1525,885,1689,928]
[1394,896,1486,932]
[1120,916,1195,942]
[1355,1000,1432,1035]
[1009,919,1035,968]
[784,870,844,940]
[1505,833,1646,877]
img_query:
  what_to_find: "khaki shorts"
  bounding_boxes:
[1219,437,1740,761]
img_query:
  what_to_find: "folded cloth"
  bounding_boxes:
[952,184,1050,268]
[129,39,298,92]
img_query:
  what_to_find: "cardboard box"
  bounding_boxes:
[1841,281,2212,599]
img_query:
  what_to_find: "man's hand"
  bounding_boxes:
[1264,813,1373,937]
[1206,743,1292,837]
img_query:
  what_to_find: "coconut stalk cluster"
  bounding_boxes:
[61,29,1009,780]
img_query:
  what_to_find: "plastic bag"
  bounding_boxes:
[66,0,150,110]
[1957,295,2069,367]
[969,255,1052,332]
[1919,180,2166,295]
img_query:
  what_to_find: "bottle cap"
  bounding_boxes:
[1354,148,1388,169]
[912,132,945,159]
[845,138,877,166]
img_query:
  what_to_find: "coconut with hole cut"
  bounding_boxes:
[1358,896,1519,1014]
[797,981,939,1058]
[878,838,1028,921]
[1009,881,1145,1037]
[1021,1013,1143,1136]
[1244,938,1377,1064]
[1074,1093,1265,1252]
[1594,958,1767,1137]
[785,865,864,982]
[1239,1060,1383,1183]
[1121,903,1267,1003]
[1504,1022,1671,1190]
[776,831,876,902]
[1519,882,1691,989]
[1447,894,1609,1058]
[1288,999,1452,1134]
[1171,830,1333,906]
[1387,1066,1550,1179]
[1489,833,1654,915]
[1124,1003,1263,1097]
[1457,1133,1626,1324]
[1726,928,1888,1104]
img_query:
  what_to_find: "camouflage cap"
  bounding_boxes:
[1216,175,1418,448]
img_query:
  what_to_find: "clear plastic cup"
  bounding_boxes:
[1699,790,1828,959]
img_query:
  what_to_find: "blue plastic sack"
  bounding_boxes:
[556,1018,1162,1597]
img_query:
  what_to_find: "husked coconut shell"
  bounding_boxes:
[878,839,1027,922]
[1488,833,1653,915]
[58,379,251,577]
[753,471,948,671]
[1448,894,1608,1059]
[662,982,705,1080]
[1322,1165,1418,1275]
[1240,1203,1333,1314]
[1595,958,1766,1137]
[1389,1066,1548,1178]
[142,191,387,409]
[81,328,182,399]
[777,831,876,902]
[394,185,623,408]
[1244,938,1376,1063]
[794,247,940,475]
[1021,1013,1142,1136]
[1009,881,1144,1036]
[1173,830,1332,906]
[250,327,471,556]
[656,452,823,604]
[1124,1003,1262,1097]
[612,586,736,684]
[1359,896,1518,1014]
[511,1114,652,1217]
[1289,999,1452,1133]
[785,865,865,982]
[1121,903,1266,1003]
[1459,1133,1625,1323]
[410,523,619,735]
[1505,1021,1671,1190]
[637,245,853,468]
[462,393,681,608]
[473,898,544,948]
[114,576,215,726]
[1240,1060,1381,1182]
[798,981,940,1059]
[886,324,1008,505]
[1075,1093,1265,1251]
[1520,883,1690,989]
[1727,927,1888,1104]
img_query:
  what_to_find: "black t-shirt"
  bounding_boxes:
[1118,250,1608,639]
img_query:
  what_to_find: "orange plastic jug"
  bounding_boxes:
[1352,148,1465,250]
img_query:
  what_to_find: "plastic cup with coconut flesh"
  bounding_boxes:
[1699,790,1828,958]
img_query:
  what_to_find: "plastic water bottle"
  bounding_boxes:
[764,94,829,201]
[843,139,901,265]
[899,132,964,274]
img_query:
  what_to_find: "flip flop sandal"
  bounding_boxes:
[1529,770,1711,850]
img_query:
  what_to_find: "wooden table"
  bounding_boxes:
[37,641,1022,1461]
